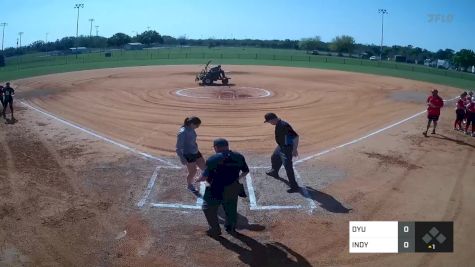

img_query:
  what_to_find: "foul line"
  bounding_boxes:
[20,101,179,168]
[296,97,457,165]
[137,166,161,207]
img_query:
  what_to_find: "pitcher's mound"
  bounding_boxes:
[175,86,272,100]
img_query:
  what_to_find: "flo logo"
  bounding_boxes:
[427,14,454,23]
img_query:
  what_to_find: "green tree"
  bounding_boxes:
[435,49,454,60]
[299,36,323,51]
[330,35,356,55]
[137,30,163,46]
[107,33,131,47]
[453,49,475,69]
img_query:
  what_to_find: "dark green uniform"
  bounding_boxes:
[202,150,249,233]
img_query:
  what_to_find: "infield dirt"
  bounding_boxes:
[0,65,473,266]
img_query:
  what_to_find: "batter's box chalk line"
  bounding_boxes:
[138,165,310,211]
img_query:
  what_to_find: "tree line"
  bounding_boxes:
[2,30,474,71]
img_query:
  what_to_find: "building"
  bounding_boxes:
[124,42,144,50]
[69,47,89,54]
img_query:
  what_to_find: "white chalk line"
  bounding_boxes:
[195,182,206,206]
[246,173,258,208]
[295,96,458,165]
[294,168,317,212]
[137,166,161,207]
[20,100,179,168]
[151,203,201,210]
[174,86,272,99]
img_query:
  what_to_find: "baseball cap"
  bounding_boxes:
[213,138,229,147]
[264,112,278,123]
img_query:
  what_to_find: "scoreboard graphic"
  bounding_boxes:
[349,221,453,253]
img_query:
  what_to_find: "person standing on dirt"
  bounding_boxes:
[176,116,206,192]
[197,138,249,236]
[0,85,4,112]
[264,112,300,193]
[454,92,467,131]
[465,97,475,137]
[424,89,444,136]
[2,82,15,121]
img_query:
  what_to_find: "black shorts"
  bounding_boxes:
[456,109,465,121]
[428,115,439,121]
[467,112,475,124]
[3,97,12,105]
[183,151,203,163]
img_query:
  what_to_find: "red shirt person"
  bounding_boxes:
[454,92,467,131]
[424,89,444,136]
[465,97,475,136]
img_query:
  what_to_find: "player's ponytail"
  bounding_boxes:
[183,116,202,127]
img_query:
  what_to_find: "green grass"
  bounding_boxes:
[1,46,474,90]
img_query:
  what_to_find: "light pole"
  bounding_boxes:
[378,9,388,61]
[1,22,7,51]
[89,18,94,37]
[74,3,84,58]
[18,32,24,48]
[95,25,99,37]
[45,32,48,43]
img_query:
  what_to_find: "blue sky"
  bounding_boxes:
[1,0,474,52]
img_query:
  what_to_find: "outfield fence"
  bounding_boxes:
[1,48,475,82]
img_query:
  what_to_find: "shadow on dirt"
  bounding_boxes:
[431,133,475,149]
[303,186,352,213]
[211,232,312,267]
[271,176,351,213]
[218,209,266,232]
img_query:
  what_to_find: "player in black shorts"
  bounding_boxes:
[176,116,206,192]
[2,82,15,121]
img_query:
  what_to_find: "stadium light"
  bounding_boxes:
[74,3,84,59]
[89,18,94,37]
[95,25,99,37]
[378,9,388,61]
[1,22,7,51]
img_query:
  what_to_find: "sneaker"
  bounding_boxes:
[265,170,280,179]
[431,130,436,134]
[206,228,222,237]
[286,187,300,193]
[187,184,197,192]
[423,131,428,136]
[225,226,238,235]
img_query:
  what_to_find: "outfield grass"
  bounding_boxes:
[1,46,474,90]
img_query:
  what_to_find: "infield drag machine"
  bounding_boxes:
[195,60,230,85]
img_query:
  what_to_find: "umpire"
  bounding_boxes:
[197,138,249,237]
[264,112,300,193]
